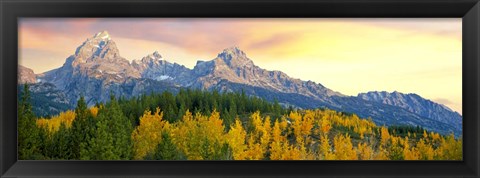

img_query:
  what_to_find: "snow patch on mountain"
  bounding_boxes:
[155,75,173,81]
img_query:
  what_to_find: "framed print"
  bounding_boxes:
[1,0,479,177]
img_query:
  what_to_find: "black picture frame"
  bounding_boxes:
[1,0,479,177]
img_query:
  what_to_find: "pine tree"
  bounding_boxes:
[18,84,41,159]
[71,96,94,159]
[84,97,133,160]
[48,123,74,159]
[152,132,185,160]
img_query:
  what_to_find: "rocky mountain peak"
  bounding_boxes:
[132,51,168,70]
[93,30,111,40]
[152,51,162,58]
[143,51,163,62]
[220,46,245,57]
[74,30,120,63]
[216,46,253,68]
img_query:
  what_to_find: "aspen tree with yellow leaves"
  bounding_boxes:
[170,110,229,160]
[357,142,373,160]
[269,119,285,160]
[227,119,248,160]
[131,108,170,159]
[37,110,76,134]
[332,134,358,160]
[416,139,435,160]
[402,137,420,160]
[319,135,335,160]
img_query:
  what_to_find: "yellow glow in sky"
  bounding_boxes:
[19,18,462,114]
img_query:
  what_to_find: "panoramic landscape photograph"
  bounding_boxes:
[17,18,462,160]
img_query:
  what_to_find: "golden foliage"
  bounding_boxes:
[357,142,373,160]
[238,111,271,160]
[36,110,76,133]
[171,109,461,160]
[269,119,285,160]
[416,139,434,160]
[319,135,335,160]
[320,118,332,135]
[34,106,462,161]
[36,106,100,134]
[402,137,420,160]
[332,134,358,160]
[90,106,99,117]
[227,119,247,160]
[380,126,390,146]
[170,110,227,160]
[131,108,170,160]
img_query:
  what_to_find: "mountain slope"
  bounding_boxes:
[18,83,72,117]
[358,91,462,133]
[208,80,460,136]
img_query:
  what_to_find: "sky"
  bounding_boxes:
[18,18,462,114]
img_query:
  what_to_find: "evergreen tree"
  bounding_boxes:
[47,123,73,159]
[83,97,133,160]
[152,132,185,160]
[71,95,96,159]
[18,84,41,159]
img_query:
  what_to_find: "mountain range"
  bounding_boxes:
[18,31,462,136]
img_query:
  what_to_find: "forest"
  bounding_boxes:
[18,84,462,160]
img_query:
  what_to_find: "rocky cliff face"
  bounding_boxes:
[18,65,36,84]
[132,51,193,85]
[29,31,462,136]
